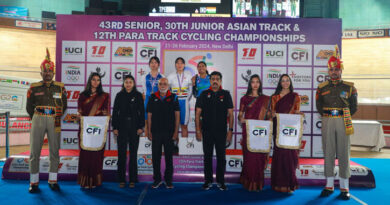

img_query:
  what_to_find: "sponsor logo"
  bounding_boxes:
[66,90,80,102]
[114,47,133,57]
[291,47,308,62]
[64,47,83,55]
[144,141,151,148]
[265,50,284,58]
[140,45,157,59]
[138,155,153,166]
[281,126,298,136]
[252,126,267,136]
[114,67,132,80]
[0,94,18,101]
[63,114,78,123]
[64,65,81,82]
[300,95,309,105]
[240,69,252,84]
[266,68,282,86]
[138,68,146,77]
[86,124,101,135]
[290,71,311,84]
[300,139,307,151]
[316,50,333,60]
[91,46,107,58]
[95,66,106,78]
[242,48,257,60]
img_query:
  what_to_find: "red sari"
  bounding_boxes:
[239,95,270,191]
[271,92,301,192]
[77,92,110,188]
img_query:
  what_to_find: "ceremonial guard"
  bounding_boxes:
[26,49,67,193]
[316,45,357,200]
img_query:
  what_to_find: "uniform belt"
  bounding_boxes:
[323,109,343,117]
[35,106,56,116]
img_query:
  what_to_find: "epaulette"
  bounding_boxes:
[53,81,65,87]
[342,81,354,87]
[30,82,43,88]
[318,81,329,89]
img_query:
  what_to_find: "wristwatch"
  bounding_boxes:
[228,128,233,132]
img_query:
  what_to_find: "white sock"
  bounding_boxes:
[30,173,39,184]
[325,177,334,189]
[48,172,57,184]
[339,177,349,191]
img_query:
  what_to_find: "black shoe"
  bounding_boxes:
[202,182,213,190]
[151,181,163,189]
[338,191,351,200]
[49,183,60,191]
[28,184,40,193]
[165,182,174,189]
[217,183,227,191]
[320,189,334,197]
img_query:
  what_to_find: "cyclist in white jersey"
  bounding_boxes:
[167,57,192,138]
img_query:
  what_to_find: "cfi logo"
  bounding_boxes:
[265,50,284,58]
[91,46,106,57]
[252,126,267,136]
[282,125,298,137]
[114,67,132,80]
[86,124,101,135]
[300,95,309,105]
[115,47,133,57]
[228,157,243,168]
[291,47,308,61]
[65,47,83,55]
[316,70,330,83]
[316,50,333,60]
[140,45,157,59]
[242,48,257,60]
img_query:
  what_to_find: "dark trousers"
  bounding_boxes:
[152,132,174,183]
[202,131,227,184]
[117,125,139,183]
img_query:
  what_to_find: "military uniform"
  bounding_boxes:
[316,80,357,178]
[316,45,357,200]
[26,49,67,190]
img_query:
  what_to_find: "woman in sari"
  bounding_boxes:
[238,74,270,191]
[77,72,110,189]
[271,74,301,193]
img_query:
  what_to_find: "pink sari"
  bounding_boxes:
[271,92,300,192]
[77,92,110,188]
[239,95,270,191]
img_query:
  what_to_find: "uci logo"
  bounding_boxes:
[86,125,101,135]
[252,126,267,136]
[65,47,83,54]
[63,137,78,144]
[291,48,308,61]
[265,50,283,57]
[140,45,157,59]
[282,126,298,136]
